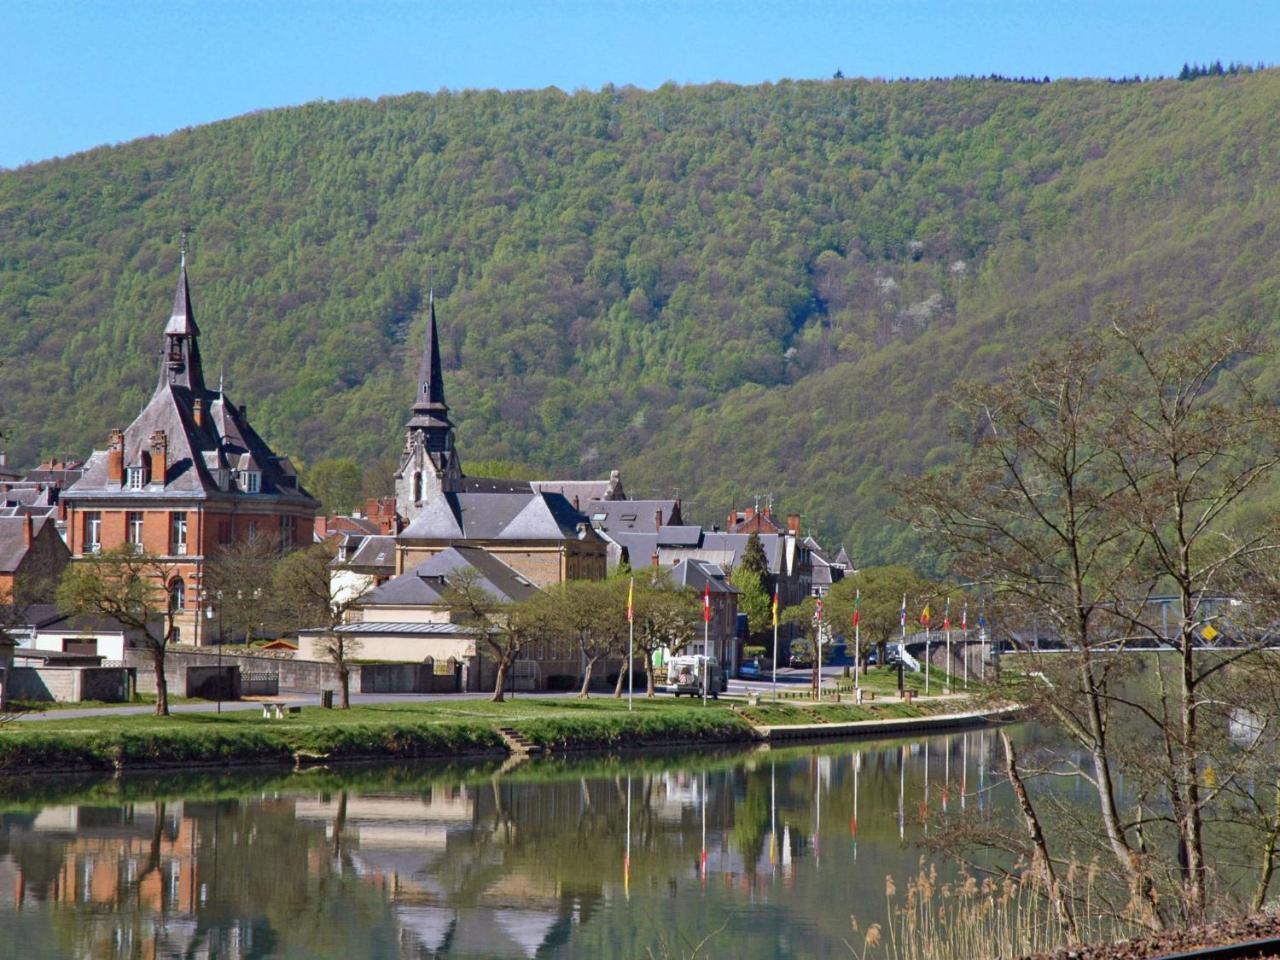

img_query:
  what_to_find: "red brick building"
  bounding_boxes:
[62,260,318,644]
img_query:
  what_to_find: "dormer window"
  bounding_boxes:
[239,470,260,493]
[212,468,229,491]
[127,467,145,490]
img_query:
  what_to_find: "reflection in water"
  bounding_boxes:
[0,730,1008,960]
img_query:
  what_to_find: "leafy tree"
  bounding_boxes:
[631,574,700,698]
[441,569,555,702]
[824,565,936,668]
[729,563,771,638]
[56,548,183,715]
[304,458,363,515]
[272,542,372,708]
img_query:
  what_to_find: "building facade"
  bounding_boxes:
[62,260,318,644]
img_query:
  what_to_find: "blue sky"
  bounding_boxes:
[3,0,1277,169]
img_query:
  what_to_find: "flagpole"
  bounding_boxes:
[703,615,710,708]
[924,620,930,696]
[853,589,861,697]
[945,597,952,695]
[627,576,634,712]
[771,590,779,703]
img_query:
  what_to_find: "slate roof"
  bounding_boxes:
[363,545,539,607]
[399,489,599,544]
[668,558,739,594]
[64,266,317,510]
[585,498,683,532]
[603,528,790,575]
[656,525,702,547]
[347,535,395,571]
[0,516,54,573]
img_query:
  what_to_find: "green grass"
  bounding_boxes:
[0,694,994,776]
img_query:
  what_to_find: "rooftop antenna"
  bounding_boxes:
[179,225,189,269]
[754,494,761,513]
[219,363,225,397]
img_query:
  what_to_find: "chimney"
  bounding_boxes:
[106,428,125,485]
[787,513,801,535]
[23,513,33,548]
[651,551,660,568]
[149,430,169,487]
[745,506,756,522]
[193,397,204,428]
[655,508,663,531]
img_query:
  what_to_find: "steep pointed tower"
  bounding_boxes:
[395,293,463,522]
[161,252,207,394]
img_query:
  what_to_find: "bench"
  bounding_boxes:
[261,703,303,719]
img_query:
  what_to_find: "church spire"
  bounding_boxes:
[405,291,456,455]
[160,254,206,394]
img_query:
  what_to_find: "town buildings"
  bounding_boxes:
[60,260,318,644]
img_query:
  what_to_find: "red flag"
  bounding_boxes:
[703,582,712,623]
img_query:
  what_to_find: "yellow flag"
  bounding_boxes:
[772,590,779,627]
[627,577,634,623]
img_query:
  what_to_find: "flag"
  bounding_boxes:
[943,597,951,631]
[772,589,779,627]
[920,604,931,627]
[627,577,634,624]
[703,582,712,623]
[851,589,861,629]
[962,602,968,632]
[900,594,907,627]
[814,597,824,622]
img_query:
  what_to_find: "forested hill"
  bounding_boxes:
[5,73,1280,564]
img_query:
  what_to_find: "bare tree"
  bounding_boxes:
[202,534,280,644]
[56,547,183,715]
[904,331,1161,926]
[906,313,1280,929]
[272,542,371,708]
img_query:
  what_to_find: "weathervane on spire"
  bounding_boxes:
[179,223,191,269]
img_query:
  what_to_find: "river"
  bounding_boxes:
[0,727,1039,960]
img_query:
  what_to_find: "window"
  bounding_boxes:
[126,512,144,552]
[218,521,232,545]
[413,471,423,503]
[239,470,260,493]
[246,519,258,543]
[280,515,296,549]
[170,512,188,556]
[169,578,186,611]
[84,512,101,554]
[127,467,145,490]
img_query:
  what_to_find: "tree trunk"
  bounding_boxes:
[578,656,598,698]
[613,661,627,698]
[1002,732,1079,947]
[1251,780,1280,912]
[646,655,656,698]
[152,645,169,716]
[491,658,509,703]
[338,663,351,709]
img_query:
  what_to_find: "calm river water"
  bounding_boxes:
[0,728,1034,960]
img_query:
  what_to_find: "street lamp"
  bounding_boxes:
[205,590,223,713]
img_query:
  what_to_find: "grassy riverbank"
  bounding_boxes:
[0,694,991,775]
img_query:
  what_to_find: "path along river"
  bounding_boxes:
[0,724,1119,960]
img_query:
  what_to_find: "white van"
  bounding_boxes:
[666,655,727,698]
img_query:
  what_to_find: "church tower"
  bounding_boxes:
[395,293,462,523]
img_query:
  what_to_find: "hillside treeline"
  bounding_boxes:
[4,72,1280,563]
